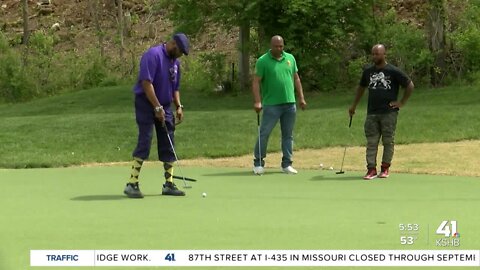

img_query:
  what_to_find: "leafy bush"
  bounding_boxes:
[0,55,36,102]
[256,0,379,91]
[449,1,480,81]
[346,56,369,86]
[198,52,228,85]
[0,32,36,102]
[81,53,108,89]
[374,8,433,86]
[181,56,217,93]
[0,30,129,102]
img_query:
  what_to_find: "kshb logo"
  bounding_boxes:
[435,220,460,247]
[436,220,459,237]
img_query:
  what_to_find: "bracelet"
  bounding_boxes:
[154,105,163,112]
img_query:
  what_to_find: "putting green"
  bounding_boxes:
[1,165,479,270]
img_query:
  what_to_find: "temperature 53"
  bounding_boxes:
[400,236,417,245]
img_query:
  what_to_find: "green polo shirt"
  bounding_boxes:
[255,50,298,105]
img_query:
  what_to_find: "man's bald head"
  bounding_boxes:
[270,35,284,58]
[371,44,387,66]
[372,44,386,53]
[271,35,284,44]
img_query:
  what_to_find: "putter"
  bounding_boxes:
[172,175,197,182]
[336,115,353,174]
[163,123,192,188]
[257,112,262,175]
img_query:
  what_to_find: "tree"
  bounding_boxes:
[427,0,447,86]
[256,0,374,90]
[237,2,253,91]
[117,0,124,60]
[160,0,436,91]
[159,0,259,91]
[22,0,29,45]
[448,0,480,78]
[89,0,105,58]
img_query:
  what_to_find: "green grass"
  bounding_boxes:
[1,166,479,269]
[0,85,480,168]
[2,85,479,270]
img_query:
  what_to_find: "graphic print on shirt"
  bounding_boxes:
[369,72,391,90]
[169,64,178,82]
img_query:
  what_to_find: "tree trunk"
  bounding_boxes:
[239,22,250,91]
[117,0,124,60]
[124,11,132,37]
[90,0,104,58]
[257,24,267,53]
[427,0,446,87]
[22,0,29,45]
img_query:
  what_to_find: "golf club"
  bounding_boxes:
[336,115,353,174]
[172,175,197,182]
[163,123,192,188]
[257,112,262,175]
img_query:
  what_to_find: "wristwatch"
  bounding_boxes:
[177,104,184,109]
[154,105,163,112]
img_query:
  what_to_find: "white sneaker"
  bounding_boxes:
[253,166,265,175]
[282,166,298,174]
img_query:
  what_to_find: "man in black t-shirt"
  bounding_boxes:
[349,44,414,180]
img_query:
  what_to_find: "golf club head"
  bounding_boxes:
[336,171,345,174]
[179,178,193,189]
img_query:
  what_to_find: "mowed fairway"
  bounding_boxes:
[1,165,479,270]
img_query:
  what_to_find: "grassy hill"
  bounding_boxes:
[0,84,479,168]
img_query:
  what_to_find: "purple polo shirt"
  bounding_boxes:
[133,44,181,106]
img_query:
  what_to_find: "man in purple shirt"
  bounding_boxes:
[124,33,189,198]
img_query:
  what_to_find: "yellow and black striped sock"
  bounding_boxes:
[163,162,174,183]
[129,157,144,184]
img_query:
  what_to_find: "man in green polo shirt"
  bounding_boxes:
[252,35,307,175]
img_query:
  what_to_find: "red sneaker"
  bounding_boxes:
[379,167,389,178]
[379,163,390,178]
[363,168,377,180]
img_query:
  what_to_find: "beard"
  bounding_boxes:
[373,58,384,65]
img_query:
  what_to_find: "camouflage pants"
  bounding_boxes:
[364,111,398,168]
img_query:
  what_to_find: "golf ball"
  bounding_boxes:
[329,166,334,170]
[319,163,324,168]
[202,192,207,198]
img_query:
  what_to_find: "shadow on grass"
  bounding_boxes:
[71,194,165,201]
[310,174,361,181]
[201,171,255,177]
[71,195,128,201]
[202,171,285,177]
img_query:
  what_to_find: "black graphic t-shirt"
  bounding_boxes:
[360,64,411,114]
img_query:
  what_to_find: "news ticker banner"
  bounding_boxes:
[31,250,480,267]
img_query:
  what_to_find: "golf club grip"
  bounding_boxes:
[172,175,197,182]
[349,115,352,128]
